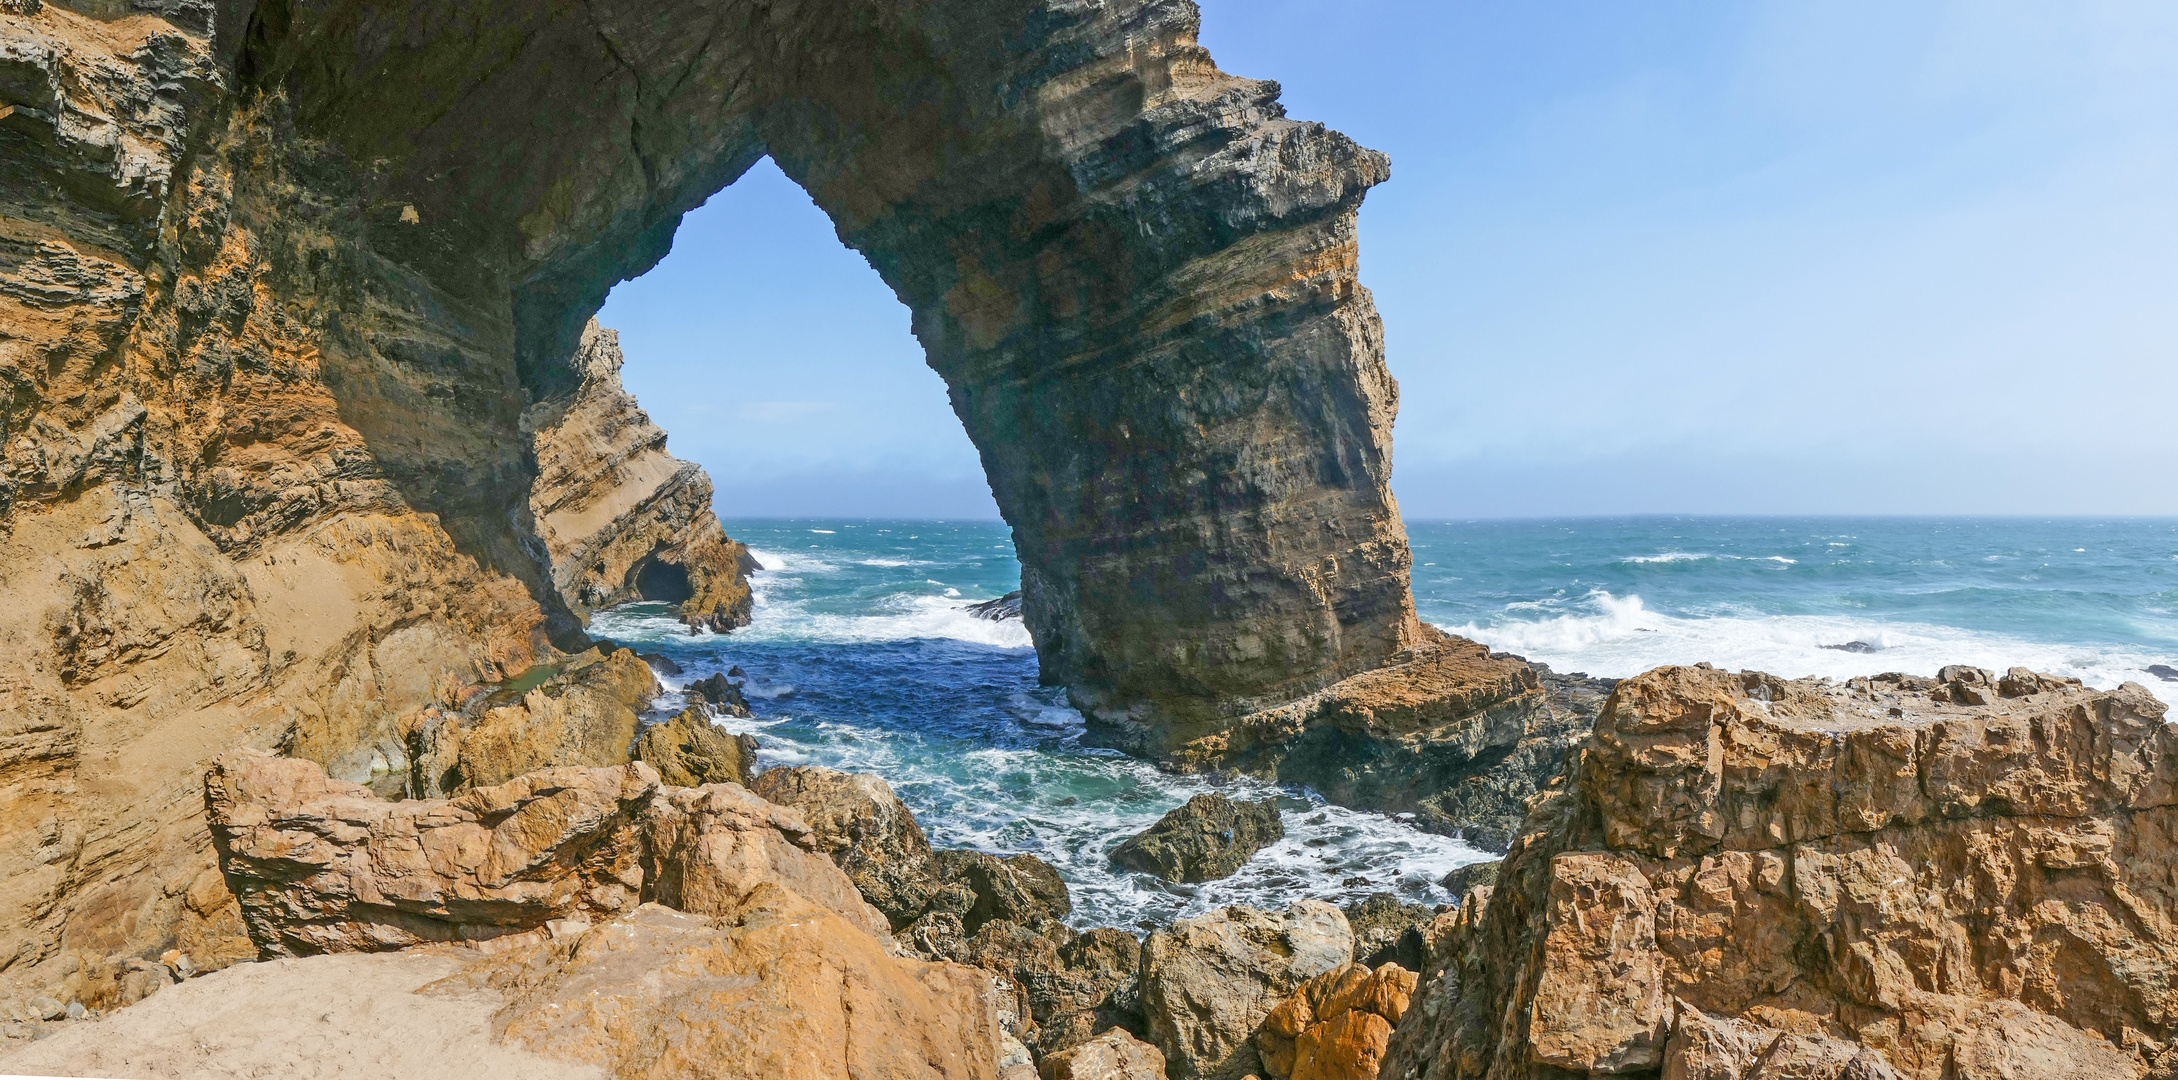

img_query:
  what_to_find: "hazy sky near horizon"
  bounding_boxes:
[600,0,2178,520]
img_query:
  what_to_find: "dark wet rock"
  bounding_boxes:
[935,849,1074,934]
[1158,639,1611,854]
[1110,794,1284,883]
[1439,860,1501,900]
[2148,664,2178,682]
[1343,893,1433,972]
[637,652,683,675]
[751,765,1071,941]
[1821,640,1880,653]
[688,672,751,717]
[966,590,1025,621]
[634,707,757,787]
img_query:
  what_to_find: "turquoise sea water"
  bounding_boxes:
[591,517,2178,930]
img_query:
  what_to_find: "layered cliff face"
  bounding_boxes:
[1383,665,2178,1080]
[524,320,755,632]
[1,0,1436,1005]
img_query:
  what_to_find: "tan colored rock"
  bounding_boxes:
[205,750,661,955]
[634,706,757,787]
[1042,1028,1170,1080]
[1381,665,2178,1080]
[403,645,657,797]
[1259,963,1415,1080]
[752,764,942,928]
[523,321,756,632]
[204,746,894,959]
[1142,900,1354,1079]
[441,901,1001,1079]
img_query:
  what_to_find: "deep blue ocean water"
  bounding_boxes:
[591,517,2178,930]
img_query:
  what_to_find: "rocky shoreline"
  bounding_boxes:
[6,658,2171,1080]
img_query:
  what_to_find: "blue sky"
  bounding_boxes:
[600,0,2178,519]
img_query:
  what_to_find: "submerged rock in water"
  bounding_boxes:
[965,590,1025,621]
[634,707,757,787]
[2148,663,2178,681]
[689,671,752,717]
[1820,639,1880,653]
[1141,901,1353,1079]
[1382,664,2178,1080]
[1110,794,1284,883]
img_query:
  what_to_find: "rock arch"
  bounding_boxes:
[0,0,1432,998]
[235,0,1426,742]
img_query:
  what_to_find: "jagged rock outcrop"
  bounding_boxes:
[1042,1029,1169,1080]
[203,748,893,956]
[523,320,756,632]
[401,644,658,798]
[1141,900,1354,1080]
[634,706,757,788]
[1258,962,1418,1080]
[1342,893,1433,973]
[1110,793,1285,883]
[1381,664,2178,1080]
[1158,635,1612,852]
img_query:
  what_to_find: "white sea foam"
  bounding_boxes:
[1441,590,2178,707]
[739,592,1034,648]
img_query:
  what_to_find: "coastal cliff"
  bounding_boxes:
[0,0,1444,1007]
[525,320,755,632]
[1384,664,2178,1080]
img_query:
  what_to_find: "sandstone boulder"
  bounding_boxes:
[753,765,1073,936]
[1258,962,1416,1080]
[204,749,891,956]
[635,707,757,787]
[1041,1028,1168,1080]
[1381,664,2178,1080]
[1111,794,1284,883]
[1141,901,1354,1079]
[402,645,657,798]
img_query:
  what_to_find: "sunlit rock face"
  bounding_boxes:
[0,0,1418,1003]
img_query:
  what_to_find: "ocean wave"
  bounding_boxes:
[1440,591,2177,706]
[1619,552,1796,566]
[736,592,1034,648]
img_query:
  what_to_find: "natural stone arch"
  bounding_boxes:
[236,0,1426,746]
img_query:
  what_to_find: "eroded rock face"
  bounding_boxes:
[0,0,1436,1001]
[634,706,757,788]
[1380,665,2178,1080]
[1257,962,1417,1080]
[203,748,894,956]
[524,321,756,632]
[1111,793,1285,883]
[1042,1028,1169,1080]
[1160,636,1611,852]
[1141,900,1354,1080]
[402,645,658,798]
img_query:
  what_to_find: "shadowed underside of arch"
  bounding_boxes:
[0,0,1437,997]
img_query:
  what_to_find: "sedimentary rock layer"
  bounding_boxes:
[1382,664,2178,1080]
[524,320,755,632]
[0,0,1430,1001]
